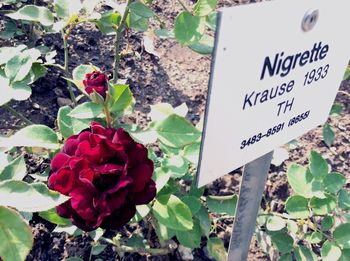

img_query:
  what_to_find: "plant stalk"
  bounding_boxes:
[3,104,33,125]
[112,0,133,84]
[103,107,113,128]
[99,237,170,255]
[62,31,77,107]
[177,0,190,12]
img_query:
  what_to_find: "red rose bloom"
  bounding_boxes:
[83,71,108,98]
[48,122,156,231]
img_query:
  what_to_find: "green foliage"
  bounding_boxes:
[207,237,228,261]
[1,124,59,149]
[0,180,69,212]
[0,206,33,261]
[0,156,26,181]
[152,194,193,231]
[174,11,205,45]
[206,194,238,216]
[0,45,47,106]
[107,84,133,113]
[7,5,54,26]
[68,102,104,119]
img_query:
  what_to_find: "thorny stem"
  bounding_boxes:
[112,0,133,84]
[99,237,171,255]
[103,106,113,128]
[62,30,77,107]
[338,90,350,98]
[3,104,34,126]
[177,0,190,12]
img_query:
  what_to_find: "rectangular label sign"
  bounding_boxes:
[197,0,350,187]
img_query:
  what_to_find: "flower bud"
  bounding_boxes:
[83,71,108,98]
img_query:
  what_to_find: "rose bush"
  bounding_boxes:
[83,71,109,98]
[48,122,156,231]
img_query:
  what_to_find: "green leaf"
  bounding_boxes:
[174,11,205,45]
[207,237,227,261]
[129,1,155,18]
[334,223,350,249]
[343,67,350,81]
[154,114,201,148]
[2,125,59,149]
[0,206,33,261]
[183,142,200,165]
[153,195,193,231]
[323,124,335,147]
[155,28,174,39]
[95,11,121,35]
[127,12,149,32]
[266,216,286,231]
[0,20,19,39]
[294,246,317,261]
[287,164,314,198]
[323,172,346,194]
[181,196,201,215]
[340,249,350,261]
[126,235,145,248]
[279,253,293,261]
[307,231,323,244]
[162,155,189,178]
[7,5,54,26]
[150,102,188,122]
[339,189,350,210]
[189,34,214,55]
[130,205,151,223]
[31,63,47,82]
[68,102,103,119]
[154,219,175,241]
[0,180,69,212]
[206,195,237,216]
[107,84,133,113]
[285,195,309,219]
[270,230,294,254]
[39,208,72,226]
[330,103,343,115]
[176,218,201,248]
[0,156,26,181]
[321,241,341,261]
[321,216,334,231]
[152,167,171,193]
[286,220,298,234]
[206,12,217,30]
[309,151,329,180]
[194,0,217,17]
[57,106,74,139]
[310,195,337,215]
[54,0,82,20]
[65,258,84,261]
[189,181,205,197]
[91,244,107,255]
[195,205,211,237]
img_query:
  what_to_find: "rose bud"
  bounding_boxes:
[83,71,108,98]
[48,122,156,231]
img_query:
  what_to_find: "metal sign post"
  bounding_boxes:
[227,151,273,261]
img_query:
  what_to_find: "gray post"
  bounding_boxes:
[228,151,274,261]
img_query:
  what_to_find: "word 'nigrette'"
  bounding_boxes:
[260,42,329,80]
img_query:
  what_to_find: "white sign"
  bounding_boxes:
[196,0,350,187]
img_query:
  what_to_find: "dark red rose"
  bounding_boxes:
[48,122,156,231]
[83,71,108,98]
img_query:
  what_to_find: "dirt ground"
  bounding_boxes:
[0,0,349,260]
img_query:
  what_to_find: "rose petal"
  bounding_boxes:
[128,163,153,193]
[70,186,98,223]
[133,179,156,205]
[48,168,75,195]
[51,152,70,172]
[100,204,136,230]
[62,137,79,156]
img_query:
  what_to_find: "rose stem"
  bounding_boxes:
[112,0,133,84]
[103,107,113,128]
[62,29,77,107]
[99,237,171,255]
[3,104,34,125]
[177,0,190,12]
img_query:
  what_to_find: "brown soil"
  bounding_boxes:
[0,0,349,260]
